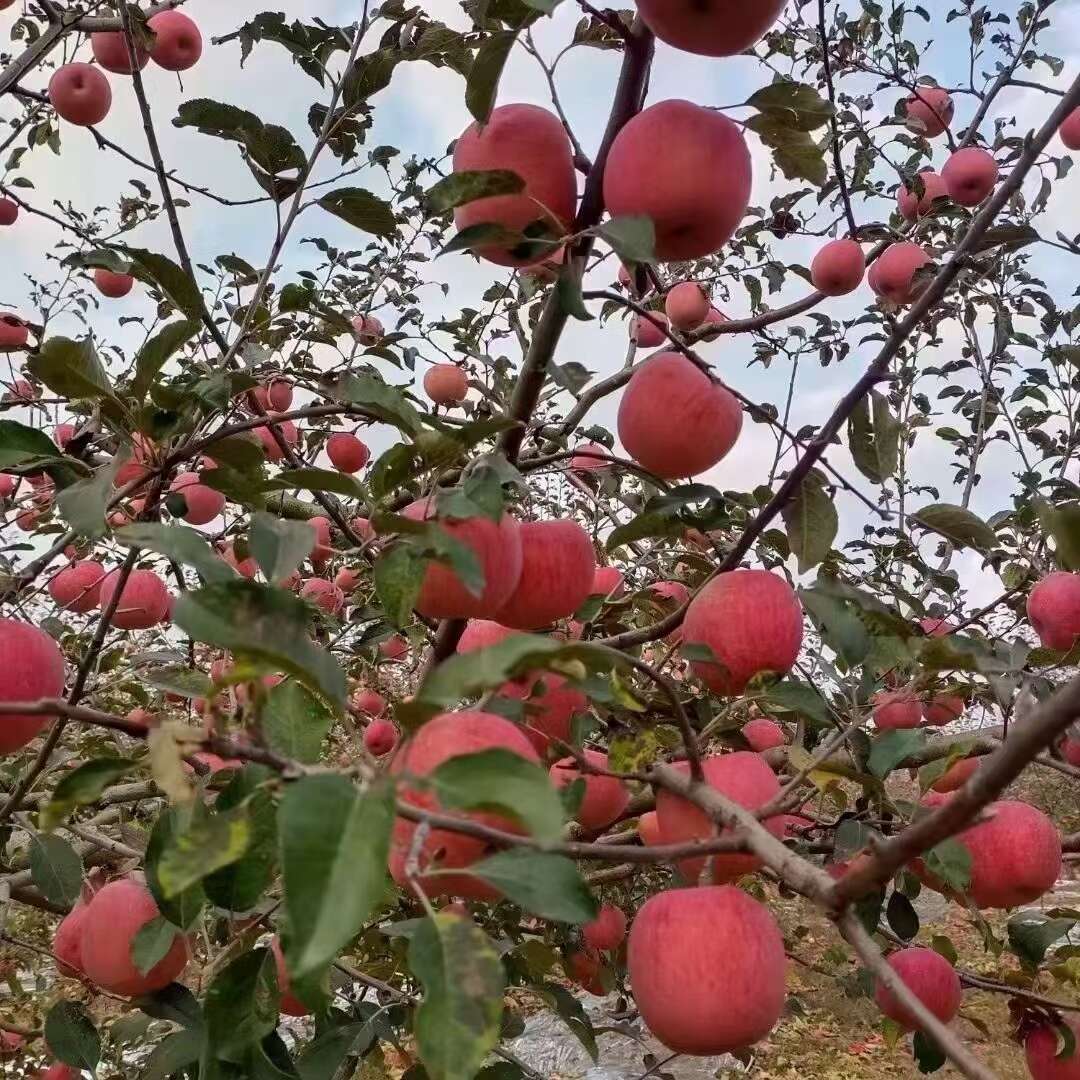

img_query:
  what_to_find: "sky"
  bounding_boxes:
[2,0,1080,612]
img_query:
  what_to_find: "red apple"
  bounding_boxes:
[566,948,606,995]
[500,673,586,755]
[308,515,332,565]
[870,241,932,305]
[665,282,709,331]
[942,147,998,206]
[591,566,625,598]
[550,750,630,830]
[903,86,954,137]
[650,580,690,606]
[350,688,386,717]
[922,694,965,726]
[379,634,408,661]
[169,471,225,526]
[457,619,520,654]
[634,311,669,348]
[148,10,202,71]
[351,313,385,345]
[872,688,922,730]
[94,268,135,298]
[627,886,786,1053]
[618,352,742,479]
[1028,572,1080,650]
[638,811,662,846]
[48,63,112,126]
[91,30,148,73]
[389,710,541,899]
[495,519,596,629]
[1026,1017,1080,1080]
[79,878,188,995]
[742,717,785,751]
[334,567,361,593]
[222,541,257,579]
[931,756,980,793]
[1061,107,1080,151]
[326,432,369,473]
[0,314,28,349]
[98,568,169,629]
[0,198,17,226]
[873,947,961,1031]
[810,238,865,295]
[682,569,803,694]
[423,364,468,406]
[570,442,610,473]
[52,897,88,977]
[364,719,398,757]
[635,0,787,56]
[0,619,66,753]
[583,903,627,952]
[897,169,948,220]
[604,100,751,262]
[919,616,956,637]
[301,577,345,616]
[453,104,577,267]
[48,560,105,613]
[270,936,309,1017]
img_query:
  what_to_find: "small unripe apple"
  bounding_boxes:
[550,750,630,830]
[742,717,785,751]
[48,63,112,126]
[326,432,369,473]
[903,86,953,137]
[618,351,742,479]
[896,169,948,220]
[942,147,998,206]
[91,30,149,73]
[665,281,709,331]
[148,10,202,71]
[1027,571,1080,650]
[0,619,67,753]
[627,886,786,1053]
[364,719,398,756]
[869,242,932,305]
[810,238,865,295]
[48,560,105,613]
[872,688,922,730]
[583,903,627,952]
[634,311,668,348]
[873,947,962,1031]
[0,198,17,226]
[94,268,135,298]
[423,364,468,406]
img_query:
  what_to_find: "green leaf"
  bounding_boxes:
[29,832,83,907]
[204,767,278,913]
[911,504,997,552]
[466,850,597,923]
[374,544,425,628]
[781,470,838,573]
[762,679,831,727]
[136,982,204,1030]
[63,248,131,274]
[1007,912,1076,966]
[247,512,314,584]
[56,458,119,539]
[330,372,424,434]
[848,390,901,484]
[923,837,971,892]
[535,982,597,1060]
[597,215,656,264]
[886,890,920,941]
[28,336,115,401]
[174,98,306,177]
[279,776,393,979]
[204,947,280,1063]
[44,1001,100,1071]
[114,522,235,584]
[134,319,201,401]
[264,466,366,498]
[40,756,135,831]
[296,1016,378,1080]
[263,681,332,765]
[799,584,870,666]
[868,730,925,778]
[1035,499,1080,572]
[146,805,207,930]
[132,915,182,976]
[173,580,347,710]
[157,801,252,898]
[0,419,62,470]
[466,30,518,123]
[748,80,834,131]
[426,169,524,214]
[125,247,205,320]
[912,1030,946,1074]
[143,1029,203,1080]
[430,749,565,844]
[410,915,505,1080]
[140,666,214,699]
[440,221,527,258]
[317,187,398,237]
[745,114,827,186]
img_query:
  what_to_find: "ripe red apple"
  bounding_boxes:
[870,241,932,305]
[0,198,17,226]
[1028,572,1080,650]
[566,948,606,995]
[638,811,662,846]
[41,1064,81,1080]
[423,364,468,406]
[570,442,610,473]
[665,282,709,331]
[270,937,308,1016]
[903,86,954,137]
[48,63,112,126]
[650,580,690,606]
[79,878,188,995]
[742,717,785,751]
[254,419,299,462]
[942,147,998,206]
[634,311,669,348]
[93,268,135,298]
[0,1031,23,1056]
[591,566,624,598]
[931,756,980,793]
[915,799,1061,908]
[635,0,787,55]
[308,515,332,565]
[550,750,630,830]
[922,694,965,726]
[618,352,742,479]
[583,903,627,953]
[334,567,361,593]
[627,886,786,1053]
[148,10,202,70]
[351,313,385,344]
[1026,1017,1080,1080]
[0,619,66,752]
[379,634,408,661]
[453,104,577,267]
[0,473,15,498]
[495,519,596,629]
[98,568,169,629]
[697,305,729,340]
[457,619,519,654]
[919,616,956,637]
[389,710,541,899]
[897,169,948,220]
[872,688,922,730]
[500,673,587,755]
[350,516,375,543]
[222,541,257,579]
[301,577,345,616]
[91,30,148,73]
[364,719,398,756]
[169,471,225,526]
[52,898,88,977]
[402,498,523,619]
[326,432,369,473]
[54,423,76,449]
[1062,737,1080,767]
[682,569,804,694]
[48,560,105,613]
[350,688,386,717]
[656,752,781,882]
[604,100,751,262]
[810,238,865,296]
[873,947,962,1031]
[1061,107,1080,150]
[0,314,28,349]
